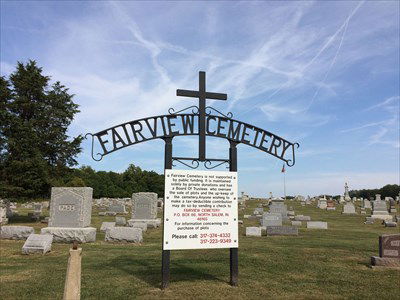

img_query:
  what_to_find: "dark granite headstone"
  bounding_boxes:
[379,234,400,259]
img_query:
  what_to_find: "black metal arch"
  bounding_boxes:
[85,112,299,167]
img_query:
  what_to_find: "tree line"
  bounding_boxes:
[1,60,164,201]
[64,164,164,199]
[348,184,399,200]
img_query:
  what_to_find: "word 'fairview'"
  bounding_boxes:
[94,114,296,164]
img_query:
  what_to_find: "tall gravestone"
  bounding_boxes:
[41,187,96,243]
[318,196,327,209]
[363,199,371,209]
[342,183,356,214]
[128,192,160,228]
[0,199,8,225]
[370,194,392,221]
[269,199,288,220]
[344,182,351,201]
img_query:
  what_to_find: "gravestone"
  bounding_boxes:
[363,199,371,209]
[22,234,53,254]
[100,222,116,232]
[31,203,43,221]
[344,182,351,201]
[364,217,374,225]
[389,198,397,213]
[339,195,345,203]
[266,226,298,236]
[295,215,311,221]
[34,204,43,214]
[129,222,147,232]
[327,201,335,211]
[269,199,288,220]
[307,221,328,229]
[41,187,96,243]
[261,213,282,227]
[105,227,143,243]
[246,227,262,237]
[342,203,356,214]
[128,192,160,228]
[48,187,92,227]
[371,194,392,221]
[384,221,397,227]
[108,203,127,214]
[371,234,400,268]
[291,221,302,226]
[1,226,34,240]
[318,197,327,209]
[115,216,127,226]
[0,200,8,225]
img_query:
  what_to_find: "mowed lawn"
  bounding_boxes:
[1,200,399,299]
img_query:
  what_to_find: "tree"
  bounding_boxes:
[0,60,82,200]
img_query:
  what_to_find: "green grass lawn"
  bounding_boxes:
[1,200,399,299]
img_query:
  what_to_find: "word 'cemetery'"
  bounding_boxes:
[91,114,298,165]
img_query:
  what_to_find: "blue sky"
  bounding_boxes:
[1,1,399,197]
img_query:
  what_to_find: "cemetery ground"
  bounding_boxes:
[1,201,399,300]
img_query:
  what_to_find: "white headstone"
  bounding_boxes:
[22,234,53,254]
[307,221,328,229]
[246,227,262,237]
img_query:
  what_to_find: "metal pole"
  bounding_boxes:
[284,170,286,201]
[161,137,173,289]
[229,140,238,286]
[198,71,206,161]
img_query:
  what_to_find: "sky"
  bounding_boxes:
[1,1,399,197]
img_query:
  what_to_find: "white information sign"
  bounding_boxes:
[163,169,238,250]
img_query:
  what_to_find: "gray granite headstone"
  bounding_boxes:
[108,203,127,214]
[291,221,302,226]
[131,192,158,220]
[1,226,34,240]
[49,187,93,228]
[105,227,143,243]
[115,216,127,226]
[364,199,371,209]
[22,234,53,254]
[342,203,356,214]
[261,213,282,227]
[269,200,287,217]
[294,215,311,221]
[0,200,8,225]
[371,194,392,220]
[100,222,116,232]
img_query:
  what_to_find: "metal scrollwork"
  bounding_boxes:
[84,133,104,162]
[204,159,230,169]
[285,142,300,167]
[168,106,199,115]
[172,158,200,169]
[205,106,233,119]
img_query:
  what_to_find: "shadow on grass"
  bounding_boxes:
[8,214,39,224]
[106,255,227,288]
